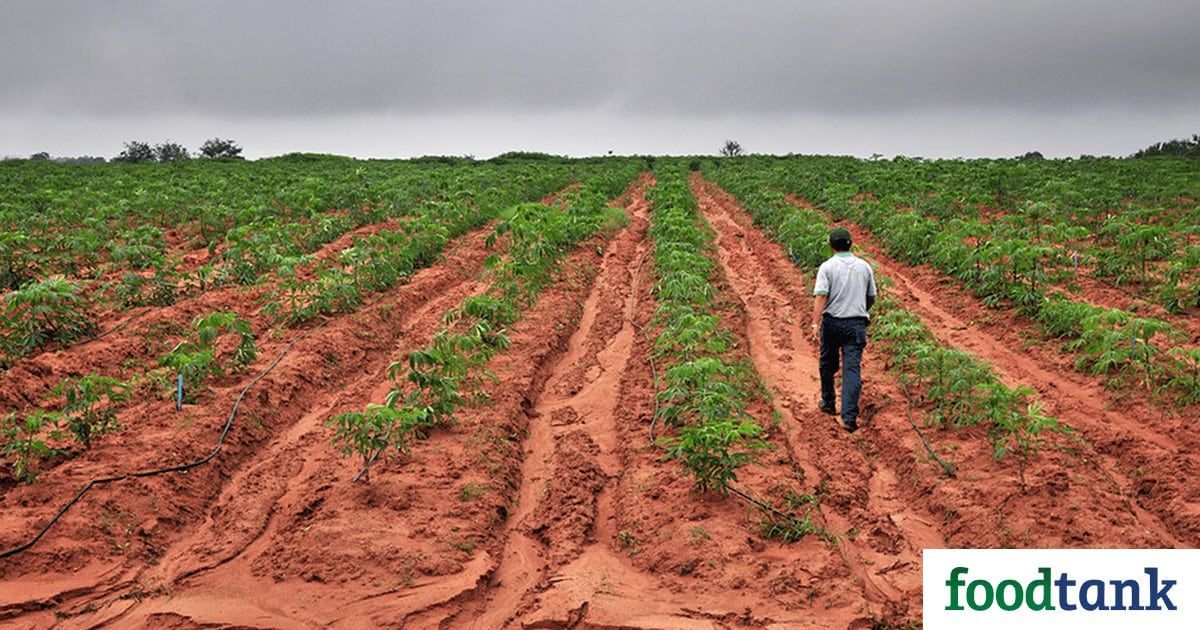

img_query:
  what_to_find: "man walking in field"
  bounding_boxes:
[809,227,876,433]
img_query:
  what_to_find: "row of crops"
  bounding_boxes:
[327,167,640,477]
[644,169,825,540]
[707,170,1067,487]
[645,171,766,494]
[0,157,608,366]
[753,155,1200,314]
[709,157,1200,403]
[0,157,643,484]
[4,152,1195,525]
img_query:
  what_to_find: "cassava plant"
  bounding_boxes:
[1,277,97,363]
[160,311,257,401]
[1,410,62,484]
[50,373,129,446]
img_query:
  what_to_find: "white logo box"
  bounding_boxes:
[923,549,1200,629]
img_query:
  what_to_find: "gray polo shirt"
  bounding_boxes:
[813,252,877,319]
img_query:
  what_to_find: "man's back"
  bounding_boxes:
[814,252,876,319]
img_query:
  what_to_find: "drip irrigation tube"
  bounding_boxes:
[0,326,320,560]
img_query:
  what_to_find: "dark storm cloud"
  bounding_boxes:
[3,0,1198,118]
[1,1,1197,158]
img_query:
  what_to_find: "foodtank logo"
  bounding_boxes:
[923,549,1200,629]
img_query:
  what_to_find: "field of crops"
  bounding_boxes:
[1,154,1197,627]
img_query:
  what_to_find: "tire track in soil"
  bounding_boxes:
[692,176,943,619]
[0,223,502,628]
[810,209,1200,546]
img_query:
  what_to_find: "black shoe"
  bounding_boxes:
[818,400,837,416]
[840,418,858,433]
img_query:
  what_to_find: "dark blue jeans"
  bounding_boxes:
[819,315,868,424]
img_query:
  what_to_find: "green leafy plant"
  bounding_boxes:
[327,404,425,480]
[661,418,766,494]
[759,512,820,543]
[989,397,1064,492]
[160,311,257,400]
[0,231,37,291]
[50,373,129,446]
[2,277,97,362]
[655,358,753,429]
[107,264,178,308]
[1,410,62,483]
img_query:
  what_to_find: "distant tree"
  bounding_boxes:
[154,141,190,162]
[1133,133,1200,159]
[198,138,244,159]
[1020,151,1045,161]
[116,141,155,163]
[720,140,744,157]
[487,151,563,164]
[29,152,51,161]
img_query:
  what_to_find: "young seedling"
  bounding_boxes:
[1,410,62,483]
[159,311,257,401]
[50,373,129,446]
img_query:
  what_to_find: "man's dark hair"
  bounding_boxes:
[829,227,852,252]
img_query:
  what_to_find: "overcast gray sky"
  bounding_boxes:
[2,0,1197,159]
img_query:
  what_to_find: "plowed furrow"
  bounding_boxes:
[0,223,500,626]
[71,280,487,628]
[692,177,936,619]
[0,216,408,412]
[827,215,1197,546]
[426,177,655,628]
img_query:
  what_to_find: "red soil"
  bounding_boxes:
[0,215,411,415]
[4,176,1193,628]
[781,195,1200,545]
[0,218,498,622]
[1055,270,1200,345]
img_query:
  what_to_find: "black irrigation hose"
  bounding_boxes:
[898,382,957,478]
[0,326,320,560]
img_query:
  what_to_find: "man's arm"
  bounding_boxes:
[812,294,827,329]
[812,263,829,342]
[811,293,827,344]
[865,265,878,312]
